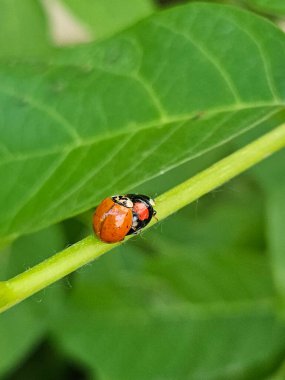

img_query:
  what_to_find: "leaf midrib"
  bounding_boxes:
[0,96,284,166]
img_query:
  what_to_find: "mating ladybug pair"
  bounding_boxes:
[93,194,157,243]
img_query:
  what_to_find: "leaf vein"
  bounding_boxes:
[6,152,69,231]
[152,20,242,103]
[93,120,187,200]
[0,103,283,167]
[39,132,136,219]
[0,86,82,145]
[221,16,281,102]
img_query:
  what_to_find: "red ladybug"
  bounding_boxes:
[93,194,156,243]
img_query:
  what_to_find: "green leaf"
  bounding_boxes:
[249,150,285,304]
[0,302,46,377]
[245,0,285,16]
[0,224,66,377]
[252,149,285,191]
[52,240,284,380]
[61,0,155,39]
[262,185,285,315]
[1,3,285,242]
[266,189,285,306]
[0,0,51,59]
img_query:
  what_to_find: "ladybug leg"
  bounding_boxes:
[126,212,140,236]
[153,210,158,222]
[131,213,139,230]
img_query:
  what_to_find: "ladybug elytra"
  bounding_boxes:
[93,194,156,243]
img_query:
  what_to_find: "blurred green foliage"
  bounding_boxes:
[0,0,285,379]
[61,0,155,39]
[0,0,51,59]
[244,0,285,16]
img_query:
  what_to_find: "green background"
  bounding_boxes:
[1,0,285,379]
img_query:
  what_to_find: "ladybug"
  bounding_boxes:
[125,194,156,235]
[93,194,156,243]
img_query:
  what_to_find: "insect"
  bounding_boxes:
[93,194,156,243]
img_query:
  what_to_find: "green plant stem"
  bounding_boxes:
[1,123,285,313]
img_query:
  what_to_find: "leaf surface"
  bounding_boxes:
[0,0,51,59]
[252,151,285,306]
[1,4,285,241]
